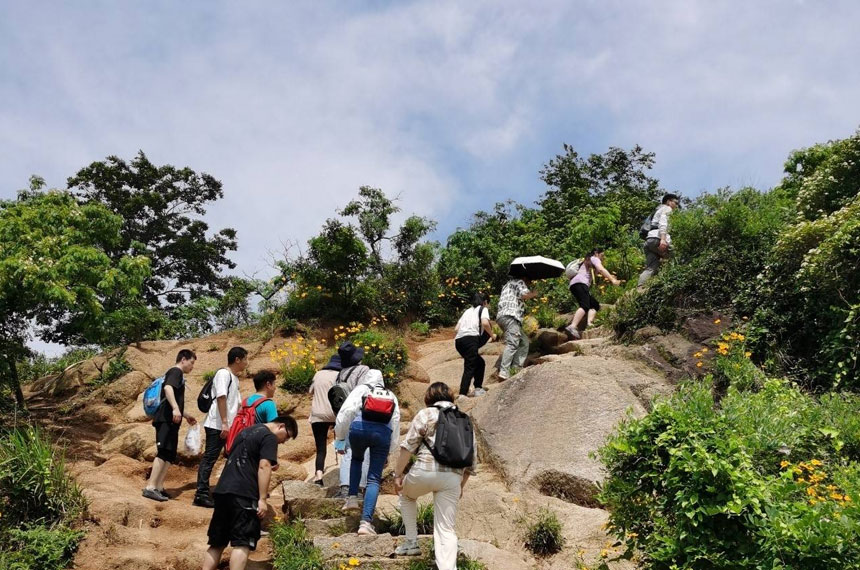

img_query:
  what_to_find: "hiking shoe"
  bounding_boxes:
[565,325,581,339]
[357,487,365,500]
[394,539,421,556]
[343,496,361,513]
[313,479,324,487]
[333,485,350,499]
[473,387,487,397]
[142,488,168,502]
[357,520,377,535]
[193,495,215,508]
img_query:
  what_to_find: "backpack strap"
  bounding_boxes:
[244,396,271,410]
[337,366,359,385]
[212,368,232,398]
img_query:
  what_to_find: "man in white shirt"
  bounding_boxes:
[194,346,247,508]
[638,193,680,288]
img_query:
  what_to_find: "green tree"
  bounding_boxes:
[0,183,149,407]
[67,151,237,308]
[340,186,399,274]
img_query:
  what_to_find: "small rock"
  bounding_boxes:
[632,326,662,342]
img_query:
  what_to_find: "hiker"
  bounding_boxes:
[201,416,298,570]
[194,347,248,508]
[393,382,477,568]
[454,292,495,397]
[334,369,401,535]
[496,275,537,380]
[244,370,279,423]
[565,248,621,340]
[331,342,371,499]
[143,349,198,502]
[307,352,341,486]
[637,193,680,288]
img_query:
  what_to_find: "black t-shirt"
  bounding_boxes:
[214,424,279,500]
[153,367,185,425]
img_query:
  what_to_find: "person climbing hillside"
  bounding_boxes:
[244,370,279,423]
[637,193,680,288]
[454,292,495,397]
[496,275,537,380]
[331,341,371,499]
[194,346,248,508]
[143,349,198,502]
[201,416,298,570]
[565,248,621,340]
[307,351,342,486]
[334,368,401,535]
[392,382,477,569]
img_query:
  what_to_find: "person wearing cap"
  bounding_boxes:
[201,415,298,570]
[332,342,371,498]
[307,351,342,486]
[638,193,680,288]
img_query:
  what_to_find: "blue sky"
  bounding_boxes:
[2,0,859,285]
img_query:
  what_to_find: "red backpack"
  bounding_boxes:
[224,396,271,456]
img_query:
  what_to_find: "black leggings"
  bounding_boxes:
[570,283,600,312]
[455,336,485,395]
[311,422,335,475]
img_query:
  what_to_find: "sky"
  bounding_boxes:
[2,1,859,353]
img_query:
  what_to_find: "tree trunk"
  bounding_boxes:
[2,352,26,409]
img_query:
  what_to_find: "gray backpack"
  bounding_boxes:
[639,209,659,239]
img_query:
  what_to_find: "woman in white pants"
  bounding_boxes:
[392,383,477,569]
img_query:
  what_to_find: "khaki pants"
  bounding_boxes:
[498,315,528,378]
[400,469,462,570]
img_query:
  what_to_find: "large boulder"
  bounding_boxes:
[472,355,662,505]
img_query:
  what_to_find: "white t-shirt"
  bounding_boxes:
[203,368,241,430]
[646,204,673,244]
[455,305,492,340]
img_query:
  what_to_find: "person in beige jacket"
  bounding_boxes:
[392,382,478,569]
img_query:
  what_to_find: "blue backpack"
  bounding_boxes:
[143,376,166,417]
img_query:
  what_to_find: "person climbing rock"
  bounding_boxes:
[330,342,371,499]
[307,351,341,486]
[637,193,680,288]
[194,346,248,508]
[393,383,477,569]
[143,349,198,502]
[201,416,298,570]
[334,369,401,535]
[454,292,495,397]
[565,248,621,340]
[496,275,537,380]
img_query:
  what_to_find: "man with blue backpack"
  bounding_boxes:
[143,349,198,502]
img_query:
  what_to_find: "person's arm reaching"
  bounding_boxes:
[393,447,412,495]
[592,257,621,286]
[257,459,273,518]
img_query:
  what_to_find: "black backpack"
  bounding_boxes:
[639,208,659,239]
[423,405,475,469]
[197,368,232,413]
[327,366,364,414]
[477,306,491,347]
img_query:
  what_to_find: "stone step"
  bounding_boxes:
[284,496,351,520]
[314,534,433,562]
[304,516,357,537]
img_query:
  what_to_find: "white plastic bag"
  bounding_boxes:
[184,424,202,456]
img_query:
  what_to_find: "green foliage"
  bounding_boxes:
[523,508,566,557]
[68,151,237,310]
[598,378,860,569]
[201,370,217,384]
[93,354,132,386]
[409,322,431,337]
[349,328,409,387]
[16,347,100,384]
[271,337,321,394]
[270,519,325,570]
[0,525,84,570]
[0,425,88,528]
[378,502,434,535]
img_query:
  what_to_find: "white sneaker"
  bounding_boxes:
[342,496,360,513]
[473,387,487,396]
[394,539,421,556]
[357,520,377,535]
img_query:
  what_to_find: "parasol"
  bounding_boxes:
[508,256,565,280]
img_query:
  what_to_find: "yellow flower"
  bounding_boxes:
[696,362,704,368]
[694,352,703,358]
[332,542,340,549]
[714,318,721,324]
[600,548,609,558]
[744,351,752,358]
[780,460,790,468]
[348,558,361,567]
[701,347,709,353]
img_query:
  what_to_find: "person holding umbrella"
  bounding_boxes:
[496,274,538,380]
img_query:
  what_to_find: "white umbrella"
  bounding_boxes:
[508,256,565,279]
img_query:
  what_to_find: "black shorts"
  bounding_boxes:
[570,283,600,312]
[208,494,262,550]
[154,421,180,463]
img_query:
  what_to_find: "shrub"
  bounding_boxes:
[270,336,325,394]
[0,425,88,528]
[201,370,217,384]
[598,378,860,569]
[0,525,83,570]
[16,347,100,384]
[333,323,409,387]
[378,502,434,535]
[524,508,566,556]
[94,353,132,386]
[409,321,431,337]
[270,519,325,570]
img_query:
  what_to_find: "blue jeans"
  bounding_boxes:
[348,419,392,522]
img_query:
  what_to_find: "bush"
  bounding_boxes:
[93,353,132,386]
[201,370,217,384]
[16,347,100,384]
[524,508,566,557]
[0,525,83,570]
[270,336,325,394]
[270,519,325,570]
[378,502,434,535]
[598,378,860,569]
[409,321,431,337]
[0,425,88,528]
[333,323,409,387]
